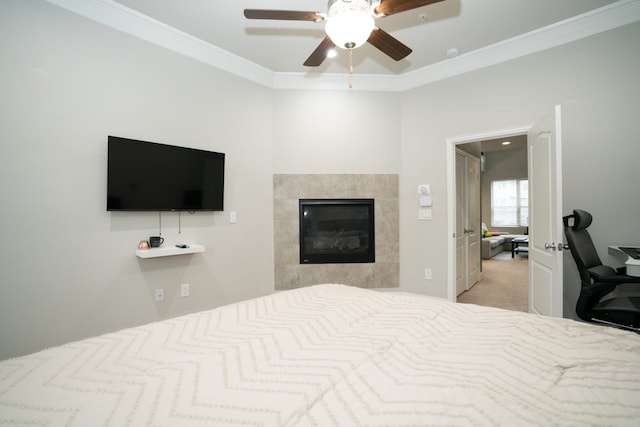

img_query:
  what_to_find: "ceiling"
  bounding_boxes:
[113,0,618,76]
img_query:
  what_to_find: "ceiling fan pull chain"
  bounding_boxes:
[349,48,354,88]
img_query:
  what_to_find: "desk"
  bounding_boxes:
[512,237,529,258]
[608,246,640,277]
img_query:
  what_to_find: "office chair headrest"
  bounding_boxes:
[572,209,593,231]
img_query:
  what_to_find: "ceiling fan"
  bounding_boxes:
[244,0,445,67]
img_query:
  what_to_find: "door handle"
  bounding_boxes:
[545,242,570,251]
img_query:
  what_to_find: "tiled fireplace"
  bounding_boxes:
[273,174,399,290]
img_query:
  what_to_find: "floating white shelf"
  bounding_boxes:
[136,244,205,259]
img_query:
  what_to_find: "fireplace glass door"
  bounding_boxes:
[299,199,375,264]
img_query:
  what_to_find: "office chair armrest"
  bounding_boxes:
[599,275,640,284]
[588,265,619,279]
[588,265,640,282]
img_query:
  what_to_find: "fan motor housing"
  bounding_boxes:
[327,0,372,17]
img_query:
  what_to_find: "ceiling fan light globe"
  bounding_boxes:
[325,10,374,49]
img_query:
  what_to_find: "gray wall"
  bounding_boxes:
[1,0,639,359]
[399,21,640,313]
[0,1,277,359]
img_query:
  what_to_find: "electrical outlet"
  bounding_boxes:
[180,283,190,297]
[154,288,164,302]
[425,268,432,280]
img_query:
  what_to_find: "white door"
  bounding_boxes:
[455,151,480,296]
[527,105,563,317]
[455,152,466,296]
[467,155,480,288]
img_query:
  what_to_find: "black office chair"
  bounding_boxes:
[563,209,640,331]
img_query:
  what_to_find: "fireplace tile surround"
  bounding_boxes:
[273,174,399,290]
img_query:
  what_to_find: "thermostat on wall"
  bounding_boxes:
[418,184,430,194]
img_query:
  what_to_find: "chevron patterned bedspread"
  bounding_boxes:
[1,284,640,426]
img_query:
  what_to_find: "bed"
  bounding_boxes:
[1,284,639,426]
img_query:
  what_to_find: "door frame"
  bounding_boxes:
[446,125,533,301]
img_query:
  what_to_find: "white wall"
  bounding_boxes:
[2,1,639,359]
[273,90,401,174]
[0,0,276,359]
[271,21,640,306]
[399,22,640,309]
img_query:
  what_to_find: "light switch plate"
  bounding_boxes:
[180,283,190,297]
[419,196,432,207]
[418,209,432,220]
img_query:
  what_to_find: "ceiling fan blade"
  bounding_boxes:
[367,28,412,61]
[374,0,444,16]
[303,37,336,67]
[243,9,324,22]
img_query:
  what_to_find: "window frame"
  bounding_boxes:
[490,179,528,228]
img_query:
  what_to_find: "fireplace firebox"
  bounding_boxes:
[299,199,375,264]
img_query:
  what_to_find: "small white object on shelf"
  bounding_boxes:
[136,244,205,259]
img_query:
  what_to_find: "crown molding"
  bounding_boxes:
[271,72,405,92]
[397,0,640,91]
[45,0,640,92]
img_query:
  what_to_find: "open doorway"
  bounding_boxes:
[449,133,530,312]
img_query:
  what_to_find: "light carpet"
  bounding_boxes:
[457,253,528,312]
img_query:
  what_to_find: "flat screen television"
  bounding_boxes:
[107,136,225,211]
